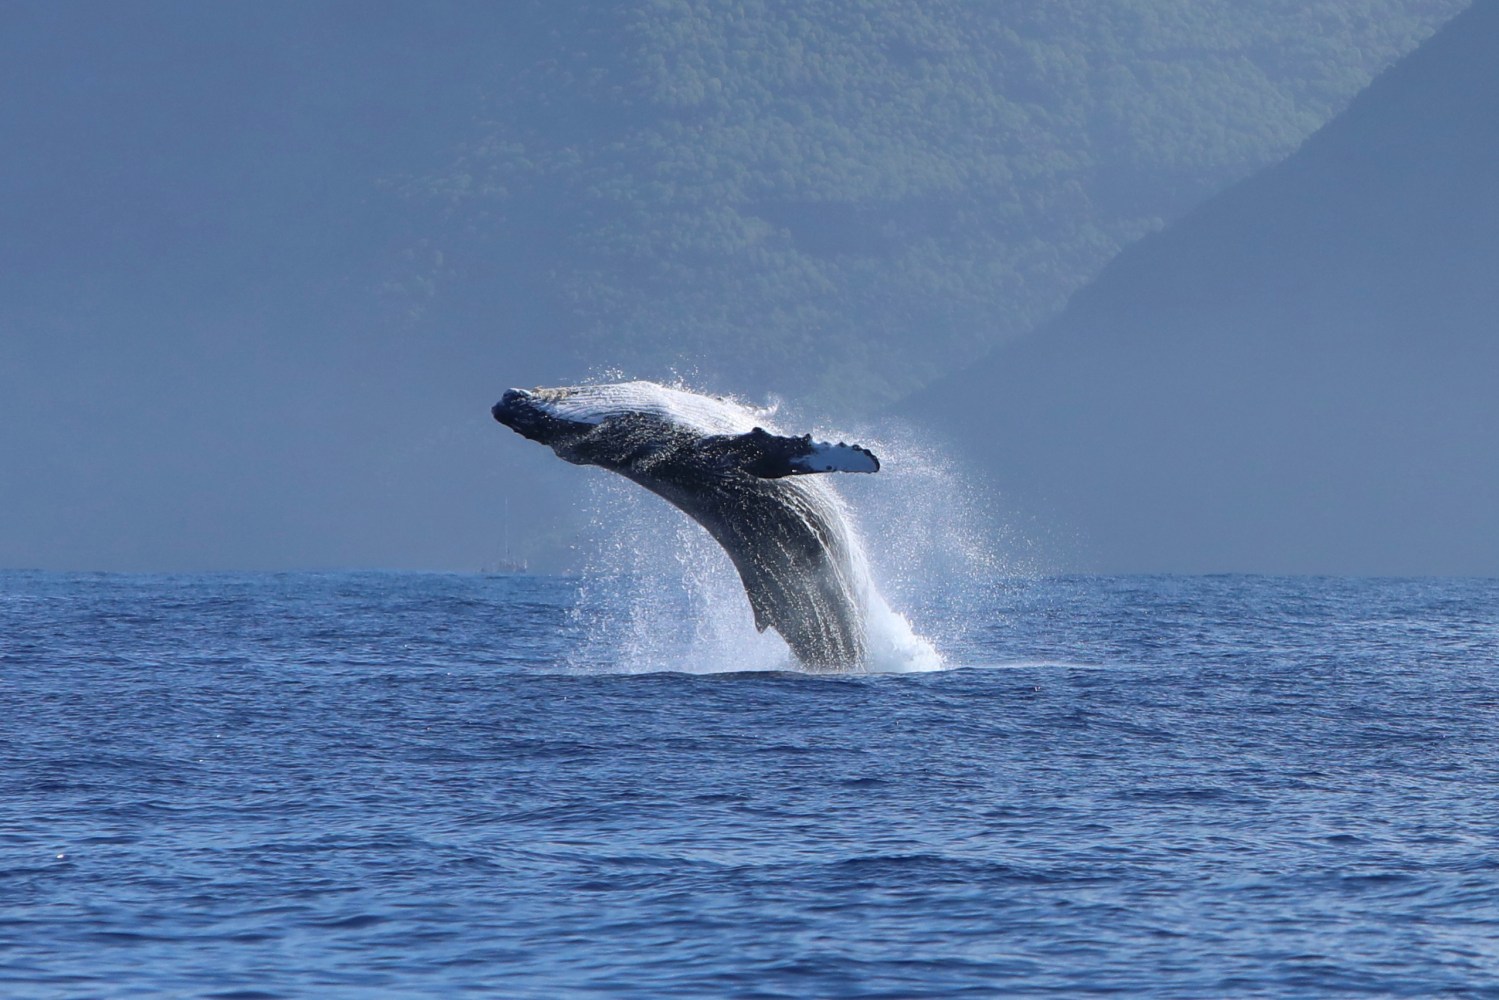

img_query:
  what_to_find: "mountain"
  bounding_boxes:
[406,0,1467,413]
[907,0,1499,575]
[0,1,1469,571]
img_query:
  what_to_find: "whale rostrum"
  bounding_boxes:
[492,382,880,670]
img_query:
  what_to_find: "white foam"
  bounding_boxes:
[860,589,945,673]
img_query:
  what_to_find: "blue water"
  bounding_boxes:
[4,570,1498,998]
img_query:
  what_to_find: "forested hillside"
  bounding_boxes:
[909,0,1499,575]
[405,0,1465,410]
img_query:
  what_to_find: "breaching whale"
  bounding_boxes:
[491,381,881,670]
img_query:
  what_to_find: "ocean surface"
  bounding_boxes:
[4,570,1498,998]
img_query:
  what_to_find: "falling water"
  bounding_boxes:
[564,385,1011,674]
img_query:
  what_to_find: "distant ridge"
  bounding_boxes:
[911,0,1499,575]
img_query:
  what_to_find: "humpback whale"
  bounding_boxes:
[491,382,881,670]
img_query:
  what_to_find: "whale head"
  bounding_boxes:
[493,385,657,471]
[491,387,593,446]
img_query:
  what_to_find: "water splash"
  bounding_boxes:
[565,393,1011,674]
[571,476,799,674]
[835,419,1026,663]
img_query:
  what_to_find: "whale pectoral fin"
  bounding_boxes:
[785,437,881,476]
[702,427,880,478]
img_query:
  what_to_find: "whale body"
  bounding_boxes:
[491,381,881,670]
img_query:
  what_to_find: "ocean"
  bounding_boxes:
[3,570,1498,998]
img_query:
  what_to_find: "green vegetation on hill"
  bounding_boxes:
[405,0,1464,411]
